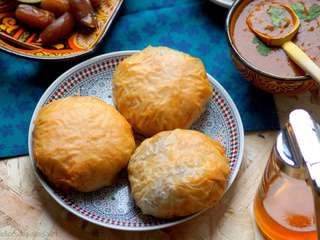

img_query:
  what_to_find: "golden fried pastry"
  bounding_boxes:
[128,129,230,218]
[33,96,135,192]
[112,46,213,137]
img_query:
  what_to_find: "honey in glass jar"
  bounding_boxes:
[254,110,320,240]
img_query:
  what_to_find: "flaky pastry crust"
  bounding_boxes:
[128,129,230,218]
[113,46,213,137]
[33,96,136,192]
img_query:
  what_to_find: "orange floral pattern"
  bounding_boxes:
[0,0,121,59]
[231,54,317,96]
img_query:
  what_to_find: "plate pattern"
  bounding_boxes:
[29,52,244,230]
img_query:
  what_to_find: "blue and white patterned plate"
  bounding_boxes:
[28,51,244,231]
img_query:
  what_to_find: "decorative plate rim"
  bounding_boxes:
[0,0,123,61]
[28,50,244,231]
[209,0,233,8]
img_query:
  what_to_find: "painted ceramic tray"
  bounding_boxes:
[28,51,244,231]
[0,0,122,60]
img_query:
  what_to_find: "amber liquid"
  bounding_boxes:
[254,174,317,240]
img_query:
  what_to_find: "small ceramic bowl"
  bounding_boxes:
[226,0,317,96]
[209,0,233,8]
[0,0,123,61]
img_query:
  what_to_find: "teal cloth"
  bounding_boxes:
[0,0,279,158]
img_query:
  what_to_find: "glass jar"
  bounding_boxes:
[254,110,320,240]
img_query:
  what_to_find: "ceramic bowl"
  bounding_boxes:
[226,0,317,95]
[209,0,233,8]
[0,0,122,61]
[28,51,244,231]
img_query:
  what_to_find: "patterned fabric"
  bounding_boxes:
[0,0,279,158]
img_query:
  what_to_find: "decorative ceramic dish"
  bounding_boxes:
[0,0,122,60]
[209,0,233,8]
[28,51,244,231]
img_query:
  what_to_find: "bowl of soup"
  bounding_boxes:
[226,0,318,95]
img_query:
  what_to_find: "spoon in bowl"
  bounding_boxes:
[246,2,320,84]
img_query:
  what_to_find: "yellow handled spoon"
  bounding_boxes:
[246,2,320,84]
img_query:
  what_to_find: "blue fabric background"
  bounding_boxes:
[0,0,279,158]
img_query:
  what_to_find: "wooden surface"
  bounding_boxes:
[0,92,319,240]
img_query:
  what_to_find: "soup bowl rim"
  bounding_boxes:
[226,0,310,82]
